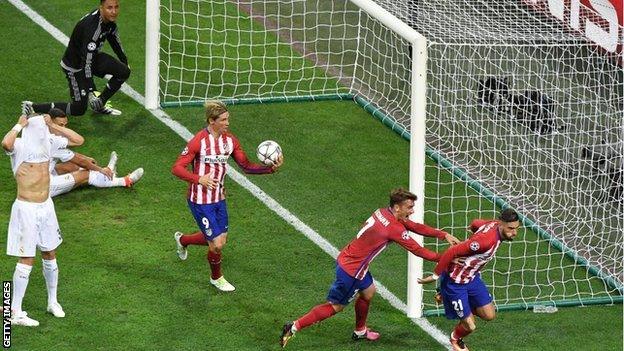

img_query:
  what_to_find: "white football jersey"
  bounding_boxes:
[49,135,74,174]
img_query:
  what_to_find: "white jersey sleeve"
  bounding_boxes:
[49,135,75,173]
[8,138,23,175]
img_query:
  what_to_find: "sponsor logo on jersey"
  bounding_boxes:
[203,155,229,164]
[180,146,188,155]
[470,241,480,251]
[87,42,97,51]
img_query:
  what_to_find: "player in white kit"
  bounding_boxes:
[45,108,143,197]
[2,114,66,327]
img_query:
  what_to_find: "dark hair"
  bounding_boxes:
[48,108,66,118]
[389,188,417,207]
[499,208,519,222]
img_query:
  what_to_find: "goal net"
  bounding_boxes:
[149,0,623,315]
[376,0,624,314]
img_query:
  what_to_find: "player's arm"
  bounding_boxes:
[469,219,493,233]
[77,21,98,90]
[231,137,277,174]
[392,230,441,262]
[68,152,113,179]
[108,26,128,65]
[2,115,28,152]
[402,219,461,245]
[44,115,84,146]
[418,239,479,284]
[171,138,201,184]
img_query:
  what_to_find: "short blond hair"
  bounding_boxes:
[204,100,228,122]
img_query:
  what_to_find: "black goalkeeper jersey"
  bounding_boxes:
[61,8,127,79]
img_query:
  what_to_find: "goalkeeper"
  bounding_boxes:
[23,0,129,116]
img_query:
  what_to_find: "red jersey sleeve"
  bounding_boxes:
[230,135,273,174]
[390,230,440,262]
[402,219,446,239]
[470,219,495,233]
[171,136,201,184]
[433,234,492,276]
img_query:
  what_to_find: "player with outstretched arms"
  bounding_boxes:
[279,188,461,348]
[172,100,283,292]
[23,0,129,116]
[418,208,521,351]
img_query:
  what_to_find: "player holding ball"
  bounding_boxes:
[172,100,283,292]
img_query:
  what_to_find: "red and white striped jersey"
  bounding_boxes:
[434,219,502,284]
[337,208,446,279]
[171,128,272,204]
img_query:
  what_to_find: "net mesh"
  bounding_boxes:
[158,0,623,310]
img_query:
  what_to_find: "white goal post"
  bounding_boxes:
[146,0,623,318]
[145,0,430,318]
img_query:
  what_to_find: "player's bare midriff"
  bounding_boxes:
[15,162,50,202]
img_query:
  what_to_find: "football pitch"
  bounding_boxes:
[0,1,621,350]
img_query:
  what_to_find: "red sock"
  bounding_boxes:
[180,232,207,246]
[452,323,472,340]
[294,303,337,330]
[354,296,371,331]
[207,251,222,280]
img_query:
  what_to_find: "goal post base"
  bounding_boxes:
[422,296,624,317]
[160,93,354,108]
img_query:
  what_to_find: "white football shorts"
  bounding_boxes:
[6,197,63,257]
[50,173,76,197]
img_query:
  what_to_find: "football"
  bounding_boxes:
[256,140,282,166]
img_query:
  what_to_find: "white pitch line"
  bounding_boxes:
[8,0,450,348]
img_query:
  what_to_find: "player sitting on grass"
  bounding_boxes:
[279,188,460,348]
[418,208,521,351]
[46,108,143,197]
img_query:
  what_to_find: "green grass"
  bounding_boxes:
[0,1,621,351]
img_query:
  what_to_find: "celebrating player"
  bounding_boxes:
[172,100,283,292]
[22,0,129,116]
[418,208,521,351]
[46,108,143,197]
[2,115,66,327]
[279,188,461,348]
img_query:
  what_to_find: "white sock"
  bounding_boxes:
[42,259,59,305]
[88,170,126,187]
[12,263,32,313]
[107,152,117,173]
